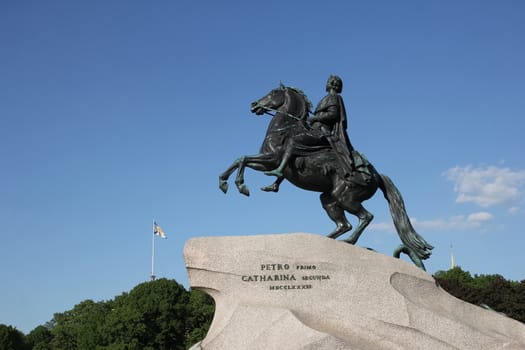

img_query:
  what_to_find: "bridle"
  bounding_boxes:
[255,88,310,121]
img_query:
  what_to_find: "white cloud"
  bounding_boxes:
[369,222,395,232]
[444,165,525,207]
[369,212,493,232]
[466,211,493,223]
[508,206,523,215]
[368,165,524,235]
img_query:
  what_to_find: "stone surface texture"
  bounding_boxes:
[184,233,525,350]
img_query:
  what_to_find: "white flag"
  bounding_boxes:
[154,222,167,239]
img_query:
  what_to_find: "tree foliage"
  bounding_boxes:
[7,278,215,350]
[435,266,525,323]
[184,290,215,349]
[50,299,112,349]
[0,324,28,350]
[26,326,53,350]
[102,278,190,350]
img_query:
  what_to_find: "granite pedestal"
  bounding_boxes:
[185,233,525,350]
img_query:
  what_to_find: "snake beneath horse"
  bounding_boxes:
[219,85,433,270]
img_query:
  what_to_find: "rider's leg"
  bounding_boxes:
[264,139,294,178]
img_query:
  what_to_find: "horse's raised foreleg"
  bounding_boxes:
[234,156,251,196]
[219,160,242,194]
[232,153,277,196]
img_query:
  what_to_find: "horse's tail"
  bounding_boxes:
[378,174,433,260]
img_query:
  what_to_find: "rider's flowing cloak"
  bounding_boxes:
[334,94,354,153]
[315,94,355,178]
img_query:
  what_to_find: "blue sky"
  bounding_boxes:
[1,1,524,333]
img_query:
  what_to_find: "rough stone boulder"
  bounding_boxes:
[184,233,525,350]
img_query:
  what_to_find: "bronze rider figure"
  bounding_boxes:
[264,75,363,191]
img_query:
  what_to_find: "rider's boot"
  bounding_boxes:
[261,177,283,192]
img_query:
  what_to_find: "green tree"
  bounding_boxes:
[184,289,215,348]
[435,267,480,304]
[0,324,28,350]
[104,278,190,350]
[16,278,214,349]
[26,325,53,350]
[435,266,525,323]
[512,280,525,323]
[50,299,112,349]
[434,266,474,285]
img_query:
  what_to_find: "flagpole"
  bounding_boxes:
[151,220,156,281]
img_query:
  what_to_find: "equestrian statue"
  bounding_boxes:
[219,75,433,270]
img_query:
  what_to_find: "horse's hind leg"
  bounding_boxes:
[321,193,352,239]
[344,204,374,245]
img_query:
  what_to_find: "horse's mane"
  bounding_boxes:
[286,86,313,117]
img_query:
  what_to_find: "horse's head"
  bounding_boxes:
[250,84,286,115]
[250,83,312,120]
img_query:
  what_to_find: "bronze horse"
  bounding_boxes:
[219,85,433,269]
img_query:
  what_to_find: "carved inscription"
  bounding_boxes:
[241,263,331,290]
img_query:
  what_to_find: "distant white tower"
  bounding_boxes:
[450,244,456,269]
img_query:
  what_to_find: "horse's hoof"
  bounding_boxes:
[344,239,357,245]
[219,180,228,194]
[327,224,352,239]
[327,232,338,239]
[343,237,357,245]
[239,184,250,196]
